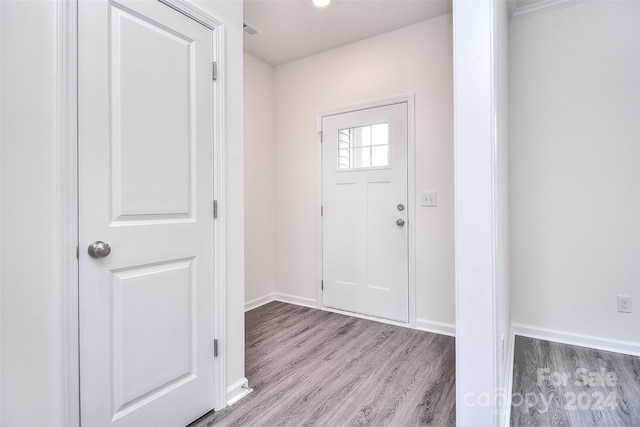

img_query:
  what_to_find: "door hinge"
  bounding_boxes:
[213,339,219,357]
[320,205,323,217]
[318,131,323,143]
[212,62,218,81]
[213,200,218,219]
[76,245,79,259]
[321,280,324,291]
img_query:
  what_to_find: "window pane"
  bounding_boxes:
[371,145,389,167]
[353,147,370,168]
[338,129,351,149]
[337,122,389,170]
[353,126,371,147]
[371,123,388,146]
[338,148,351,169]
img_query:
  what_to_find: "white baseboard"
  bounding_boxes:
[273,292,318,308]
[415,318,456,337]
[226,377,251,406]
[244,293,275,312]
[244,292,318,312]
[512,323,640,357]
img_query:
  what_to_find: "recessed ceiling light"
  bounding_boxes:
[312,0,331,8]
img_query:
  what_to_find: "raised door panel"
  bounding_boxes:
[111,259,196,420]
[111,4,195,221]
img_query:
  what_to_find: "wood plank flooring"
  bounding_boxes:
[190,301,456,427]
[510,336,640,426]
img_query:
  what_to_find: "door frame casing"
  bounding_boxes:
[316,94,416,327]
[58,1,228,425]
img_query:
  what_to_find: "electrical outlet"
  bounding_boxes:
[617,295,632,313]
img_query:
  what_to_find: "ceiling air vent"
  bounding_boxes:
[243,21,261,37]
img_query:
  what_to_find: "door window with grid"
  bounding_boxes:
[337,122,389,169]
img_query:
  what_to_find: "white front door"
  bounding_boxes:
[322,102,409,323]
[78,1,216,425]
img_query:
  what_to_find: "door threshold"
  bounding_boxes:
[319,305,413,329]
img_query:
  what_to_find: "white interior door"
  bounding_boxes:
[322,102,409,323]
[78,1,216,425]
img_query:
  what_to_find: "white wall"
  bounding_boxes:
[0,0,245,424]
[243,53,277,305]
[510,0,640,344]
[272,15,455,326]
[1,2,60,425]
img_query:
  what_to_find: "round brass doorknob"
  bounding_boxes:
[396,219,405,226]
[88,241,111,258]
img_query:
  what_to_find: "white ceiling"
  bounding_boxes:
[243,0,453,67]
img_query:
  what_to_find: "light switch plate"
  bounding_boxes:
[421,191,437,207]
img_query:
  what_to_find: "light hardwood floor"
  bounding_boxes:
[510,336,640,426]
[190,301,456,427]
